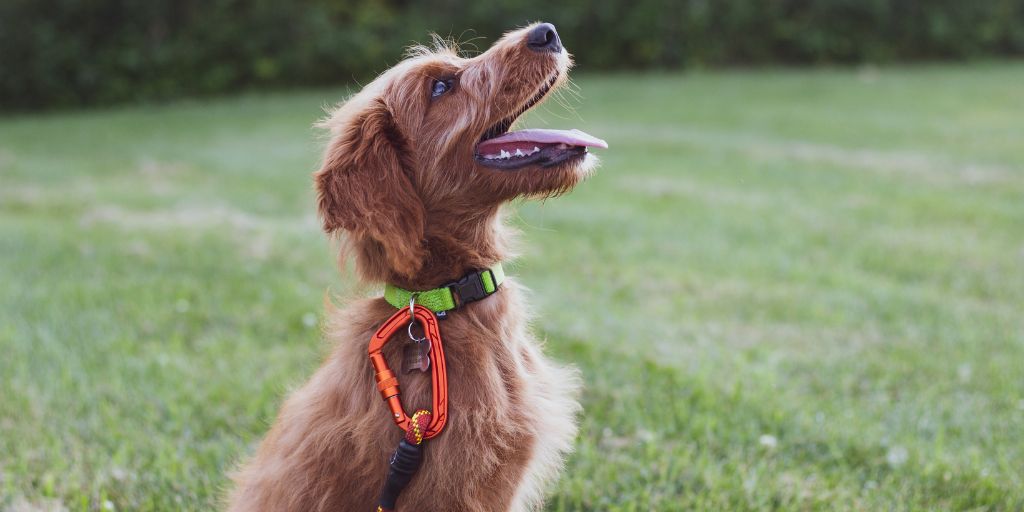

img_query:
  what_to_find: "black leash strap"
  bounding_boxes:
[376,439,424,511]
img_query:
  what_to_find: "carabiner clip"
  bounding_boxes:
[367,304,448,439]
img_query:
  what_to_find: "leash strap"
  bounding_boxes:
[377,410,432,512]
[383,264,505,314]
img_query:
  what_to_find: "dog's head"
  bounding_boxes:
[315,23,606,284]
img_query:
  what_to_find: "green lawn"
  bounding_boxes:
[2,63,1023,511]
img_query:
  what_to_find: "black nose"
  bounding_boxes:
[526,23,562,53]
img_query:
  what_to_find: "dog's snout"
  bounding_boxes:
[526,23,562,53]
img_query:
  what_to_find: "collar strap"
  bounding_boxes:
[383,263,505,314]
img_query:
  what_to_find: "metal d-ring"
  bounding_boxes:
[407,294,426,342]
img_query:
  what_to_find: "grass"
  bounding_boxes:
[2,62,1023,511]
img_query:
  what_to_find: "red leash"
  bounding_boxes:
[369,304,449,511]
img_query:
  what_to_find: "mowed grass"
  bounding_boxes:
[2,63,1023,511]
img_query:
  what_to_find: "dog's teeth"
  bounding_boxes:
[483,146,547,161]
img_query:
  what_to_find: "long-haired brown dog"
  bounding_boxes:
[226,22,606,511]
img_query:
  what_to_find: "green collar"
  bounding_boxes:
[384,263,505,314]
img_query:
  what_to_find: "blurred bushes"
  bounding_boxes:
[2,0,1023,110]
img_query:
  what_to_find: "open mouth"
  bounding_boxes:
[475,72,607,170]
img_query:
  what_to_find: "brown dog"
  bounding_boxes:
[226,22,606,511]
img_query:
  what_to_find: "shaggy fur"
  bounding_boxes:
[226,23,597,511]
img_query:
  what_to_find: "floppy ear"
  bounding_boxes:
[314,99,426,278]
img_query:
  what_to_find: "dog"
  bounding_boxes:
[226,22,606,511]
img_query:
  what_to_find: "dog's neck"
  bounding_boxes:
[357,205,511,291]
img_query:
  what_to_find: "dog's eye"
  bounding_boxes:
[431,79,454,98]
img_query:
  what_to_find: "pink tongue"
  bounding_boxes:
[477,128,608,154]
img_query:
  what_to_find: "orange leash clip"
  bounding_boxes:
[368,304,448,439]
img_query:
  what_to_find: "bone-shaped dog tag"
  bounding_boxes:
[402,341,431,373]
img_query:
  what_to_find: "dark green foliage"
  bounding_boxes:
[3,0,1024,109]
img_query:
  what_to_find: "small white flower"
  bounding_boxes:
[636,428,656,443]
[957,363,972,383]
[886,446,908,467]
[103,500,116,511]
[758,434,778,448]
[302,312,317,328]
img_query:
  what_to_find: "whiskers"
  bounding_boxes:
[531,75,584,126]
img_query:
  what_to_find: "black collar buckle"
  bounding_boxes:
[445,269,490,308]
